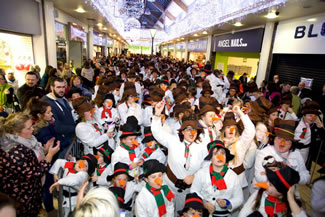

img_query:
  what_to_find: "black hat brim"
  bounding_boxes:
[142,136,155,144]
[120,132,141,139]
[107,171,134,182]
[139,163,166,179]
[204,146,234,162]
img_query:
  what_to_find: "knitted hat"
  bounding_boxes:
[266,166,300,194]
[199,97,217,116]
[173,87,188,104]
[142,127,155,144]
[204,140,234,162]
[302,100,320,115]
[97,143,114,165]
[179,110,201,131]
[274,119,296,141]
[120,116,141,139]
[177,193,208,216]
[223,112,237,128]
[81,154,98,176]
[247,82,259,93]
[123,82,137,98]
[107,162,134,181]
[140,159,166,179]
[72,96,93,116]
[149,86,165,102]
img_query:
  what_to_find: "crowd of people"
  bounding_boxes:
[0,54,324,217]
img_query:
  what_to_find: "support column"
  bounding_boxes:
[88,26,94,60]
[256,22,275,87]
[103,33,108,57]
[184,40,189,63]
[173,42,176,58]
[43,0,57,68]
[206,34,212,62]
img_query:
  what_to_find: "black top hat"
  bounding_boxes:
[97,143,114,165]
[140,159,166,179]
[81,154,98,176]
[266,166,300,194]
[120,116,141,139]
[103,93,116,108]
[204,140,234,162]
[109,186,126,209]
[142,127,155,144]
[142,94,152,106]
[107,162,134,181]
[161,76,169,85]
[177,192,208,217]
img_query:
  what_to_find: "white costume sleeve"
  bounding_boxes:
[228,174,244,211]
[75,123,108,148]
[58,172,88,187]
[49,159,67,175]
[238,191,258,217]
[151,117,178,149]
[239,115,256,152]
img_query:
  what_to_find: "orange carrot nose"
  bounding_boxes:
[212,116,221,121]
[94,155,100,160]
[161,115,165,122]
[242,106,249,111]
[107,101,113,106]
[193,215,199,217]
[78,160,85,168]
[133,97,139,101]
[216,154,225,163]
[312,116,317,121]
[191,130,196,135]
[147,141,153,146]
[90,108,96,114]
[154,177,162,186]
[280,139,286,146]
[132,140,140,147]
[265,132,272,136]
[230,127,235,133]
[119,180,126,186]
[148,101,153,105]
[254,182,269,190]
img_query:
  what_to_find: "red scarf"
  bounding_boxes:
[121,143,136,161]
[64,162,78,175]
[146,183,174,217]
[101,107,112,119]
[142,144,158,159]
[96,164,107,176]
[265,195,287,217]
[209,164,228,190]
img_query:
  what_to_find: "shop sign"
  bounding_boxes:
[107,38,113,47]
[70,24,87,42]
[212,28,264,52]
[176,43,185,52]
[93,32,104,46]
[273,13,325,54]
[55,22,66,42]
[188,39,207,52]
[0,32,34,86]
[168,44,174,50]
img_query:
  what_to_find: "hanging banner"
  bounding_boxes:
[70,24,87,42]
[176,43,185,52]
[93,31,104,46]
[188,39,207,52]
[273,13,325,54]
[212,28,264,52]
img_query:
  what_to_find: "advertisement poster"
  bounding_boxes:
[70,25,87,42]
[300,77,313,89]
[0,32,34,86]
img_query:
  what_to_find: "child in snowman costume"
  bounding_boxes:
[107,162,143,217]
[177,192,209,217]
[191,140,243,217]
[140,126,167,165]
[278,94,298,121]
[91,143,114,186]
[135,159,175,217]
[239,163,306,217]
[49,154,97,217]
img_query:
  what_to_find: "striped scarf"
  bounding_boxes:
[208,127,214,142]
[142,144,158,159]
[146,183,174,217]
[184,141,192,170]
[209,164,228,190]
[121,143,136,161]
[264,195,287,217]
[64,162,78,175]
[96,164,107,176]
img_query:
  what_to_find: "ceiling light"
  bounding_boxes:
[113,34,116,37]
[193,33,198,36]
[307,18,317,22]
[265,11,278,19]
[190,40,194,42]
[75,6,86,13]
[202,31,208,34]
[233,22,243,27]
[97,23,103,27]
[181,37,184,40]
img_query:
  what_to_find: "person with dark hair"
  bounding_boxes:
[17,71,45,108]
[70,75,92,98]
[42,77,75,158]
[41,65,53,89]
[81,60,94,83]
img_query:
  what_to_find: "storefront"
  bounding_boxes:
[175,42,186,61]
[270,13,325,93]
[69,23,87,68]
[93,31,105,60]
[0,32,34,86]
[128,45,151,54]
[55,21,67,64]
[162,46,168,57]
[212,28,264,79]
[188,39,208,65]
[107,38,113,56]
[168,44,175,58]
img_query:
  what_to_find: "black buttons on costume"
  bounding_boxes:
[212,197,216,201]
[178,189,183,193]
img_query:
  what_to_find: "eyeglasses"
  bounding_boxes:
[184,127,196,132]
